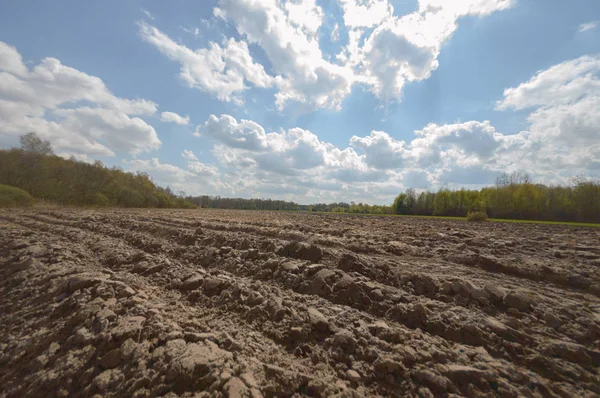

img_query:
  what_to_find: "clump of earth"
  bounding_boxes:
[1,209,599,397]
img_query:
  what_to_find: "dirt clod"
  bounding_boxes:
[1,208,599,397]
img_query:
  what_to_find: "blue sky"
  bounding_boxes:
[1,0,599,204]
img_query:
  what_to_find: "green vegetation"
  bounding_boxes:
[2,134,597,226]
[186,196,300,211]
[0,184,33,208]
[466,210,489,222]
[392,172,600,224]
[0,133,195,209]
[300,202,393,214]
[184,197,395,214]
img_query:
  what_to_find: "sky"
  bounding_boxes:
[0,0,599,204]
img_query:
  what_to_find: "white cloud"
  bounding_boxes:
[0,42,28,76]
[497,55,600,111]
[214,0,354,110]
[491,55,600,176]
[418,0,514,17]
[181,26,200,39]
[126,156,222,197]
[196,113,505,203]
[349,121,502,172]
[141,9,155,20]
[284,0,324,35]
[181,149,198,161]
[339,0,393,28]
[187,160,219,176]
[360,20,439,99]
[127,158,196,184]
[139,22,273,104]
[161,111,190,125]
[200,114,367,178]
[143,0,511,111]
[401,169,432,189]
[0,44,156,117]
[194,50,600,204]
[413,120,501,162]
[199,114,277,151]
[350,130,408,169]
[577,21,598,33]
[180,150,219,176]
[331,23,340,42]
[352,0,514,101]
[0,41,161,157]
[53,107,161,156]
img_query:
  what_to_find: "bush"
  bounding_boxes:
[91,192,111,207]
[466,211,489,222]
[0,184,34,208]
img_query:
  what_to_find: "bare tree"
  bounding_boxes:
[20,132,54,155]
[496,171,532,187]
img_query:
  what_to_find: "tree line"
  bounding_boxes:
[185,195,300,211]
[392,172,600,223]
[0,133,195,208]
[184,197,395,214]
[3,134,598,223]
[303,202,394,214]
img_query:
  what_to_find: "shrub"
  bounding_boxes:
[0,184,34,208]
[466,211,489,222]
[91,192,112,207]
[155,192,173,208]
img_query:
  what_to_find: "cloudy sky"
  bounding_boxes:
[1,0,599,204]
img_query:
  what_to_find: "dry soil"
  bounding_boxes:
[0,209,599,397]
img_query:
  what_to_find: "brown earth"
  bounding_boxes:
[0,209,599,397]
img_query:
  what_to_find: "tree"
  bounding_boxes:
[496,171,531,187]
[433,190,451,216]
[0,146,196,209]
[20,132,54,155]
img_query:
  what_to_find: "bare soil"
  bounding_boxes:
[0,209,599,397]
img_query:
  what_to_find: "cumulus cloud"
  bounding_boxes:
[339,0,393,28]
[161,111,190,125]
[284,0,324,35]
[139,22,273,104]
[0,41,160,157]
[199,114,276,151]
[352,0,514,100]
[141,1,511,111]
[214,0,355,110]
[412,121,501,163]
[350,130,408,169]
[194,50,600,203]
[495,55,600,174]
[497,55,600,111]
[125,155,222,197]
[200,114,371,183]
[195,114,508,202]
[360,21,439,99]
[181,150,219,176]
[127,158,196,184]
[181,149,198,161]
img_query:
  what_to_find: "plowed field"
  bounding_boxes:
[1,209,599,397]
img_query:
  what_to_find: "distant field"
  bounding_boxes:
[299,210,600,227]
